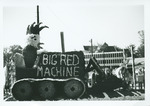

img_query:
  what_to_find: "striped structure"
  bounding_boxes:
[84,51,125,67]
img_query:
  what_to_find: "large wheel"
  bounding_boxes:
[64,79,85,99]
[12,81,33,101]
[38,81,55,100]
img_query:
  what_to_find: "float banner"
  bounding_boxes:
[37,51,85,79]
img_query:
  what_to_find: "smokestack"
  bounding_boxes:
[60,32,65,53]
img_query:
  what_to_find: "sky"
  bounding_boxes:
[3,4,144,52]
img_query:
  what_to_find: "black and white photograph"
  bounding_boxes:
[1,0,150,106]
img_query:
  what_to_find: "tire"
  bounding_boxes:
[12,81,33,101]
[38,81,55,100]
[64,79,85,99]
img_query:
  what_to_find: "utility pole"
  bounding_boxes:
[123,49,126,63]
[103,51,105,72]
[90,39,93,57]
[37,5,40,35]
[131,46,136,89]
[37,5,40,24]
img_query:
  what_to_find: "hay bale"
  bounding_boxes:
[64,79,85,99]
[12,81,33,101]
[38,81,55,100]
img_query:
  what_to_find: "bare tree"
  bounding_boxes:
[137,30,144,57]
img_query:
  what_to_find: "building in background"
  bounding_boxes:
[83,43,126,68]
